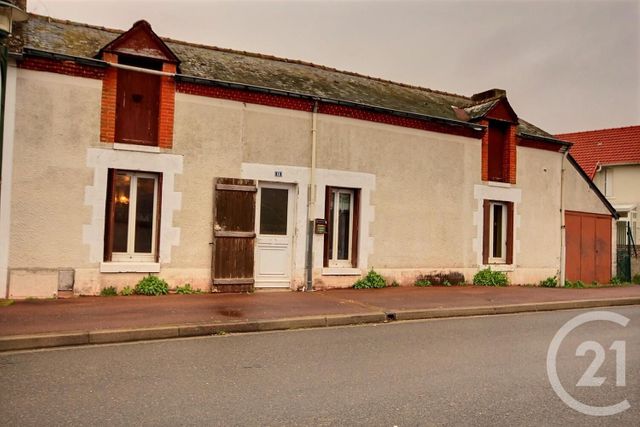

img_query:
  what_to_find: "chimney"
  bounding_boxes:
[471,88,506,103]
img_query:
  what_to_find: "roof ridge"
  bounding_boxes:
[556,124,640,136]
[28,13,471,101]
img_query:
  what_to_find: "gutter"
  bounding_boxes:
[305,101,319,292]
[518,132,573,151]
[22,48,486,134]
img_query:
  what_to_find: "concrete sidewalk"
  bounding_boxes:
[1,285,639,351]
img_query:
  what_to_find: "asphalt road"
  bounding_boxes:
[1,307,638,426]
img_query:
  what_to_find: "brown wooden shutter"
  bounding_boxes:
[211,178,257,292]
[506,202,514,265]
[351,189,360,268]
[154,173,163,263]
[103,169,116,262]
[482,200,490,265]
[323,186,334,268]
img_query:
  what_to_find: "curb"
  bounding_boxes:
[1,297,638,352]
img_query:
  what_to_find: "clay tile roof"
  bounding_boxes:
[556,125,640,178]
[15,14,555,139]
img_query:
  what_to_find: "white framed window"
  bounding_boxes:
[489,202,508,264]
[328,188,355,267]
[604,168,614,197]
[106,170,160,262]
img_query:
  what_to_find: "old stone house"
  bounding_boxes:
[0,14,617,297]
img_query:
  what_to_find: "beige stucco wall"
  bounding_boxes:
[10,70,98,269]
[316,116,480,270]
[514,147,562,282]
[7,69,617,296]
[564,159,611,216]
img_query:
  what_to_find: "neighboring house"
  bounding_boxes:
[557,125,640,278]
[0,14,617,298]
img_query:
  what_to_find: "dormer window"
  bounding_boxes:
[98,20,179,149]
[465,90,518,185]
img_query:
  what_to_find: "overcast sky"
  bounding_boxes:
[26,0,639,134]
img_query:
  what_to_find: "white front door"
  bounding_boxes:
[254,182,295,288]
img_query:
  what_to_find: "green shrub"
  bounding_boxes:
[633,274,640,285]
[353,269,387,289]
[120,286,134,296]
[610,276,623,286]
[473,268,509,287]
[176,283,201,294]
[539,276,557,288]
[100,286,118,297]
[415,278,432,287]
[564,280,585,288]
[134,275,169,296]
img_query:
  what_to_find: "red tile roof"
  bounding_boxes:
[556,125,640,178]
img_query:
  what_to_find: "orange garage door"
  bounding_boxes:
[565,211,612,284]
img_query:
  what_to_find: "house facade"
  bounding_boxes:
[0,15,617,298]
[558,126,640,278]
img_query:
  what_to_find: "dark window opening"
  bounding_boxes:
[487,120,509,182]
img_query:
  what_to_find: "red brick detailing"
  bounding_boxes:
[158,63,176,149]
[177,82,482,139]
[507,124,517,184]
[100,53,118,143]
[517,137,565,153]
[316,104,481,139]
[176,81,315,112]
[21,55,485,142]
[18,56,105,80]
[480,119,489,181]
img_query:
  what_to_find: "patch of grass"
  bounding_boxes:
[415,277,432,287]
[100,286,118,297]
[134,275,169,296]
[175,283,201,294]
[610,276,623,286]
[539,276,558,288]
[0,299,15,307]
[120,286,135,296]
[473,268,509,287]
[632,274,640,285]
[389,280,400,288]
[353,269,387,289]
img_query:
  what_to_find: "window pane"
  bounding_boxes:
[134,177,156,253]
[259,188,288,235]
[113,173,131,253]
[492,204,503,258]
[337,193,351,260]
[327,190,334,260]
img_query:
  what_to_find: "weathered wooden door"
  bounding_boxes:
[212,178,257,292]
[565,211,612,284]
[115,68,160,145]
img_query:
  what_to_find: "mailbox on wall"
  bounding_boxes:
[314,218,327,234]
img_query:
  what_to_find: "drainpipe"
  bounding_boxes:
[305,101,319,291]
[559,150,569,287]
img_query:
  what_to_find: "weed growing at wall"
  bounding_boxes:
[633,274,640,285]
[353,270,387,289]
[473,268,509,287]
[100,286,118,296]
[134,275,169,296]
[415,277,432,287]
[176,284,201,294]
[539,276,558,288]
[120,286,134,296]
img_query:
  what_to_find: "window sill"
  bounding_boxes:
[322,267,362,276]
[486,181,512,188]
[113,143,160,153]
[483,264,515,272]
[100,262,160,273]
